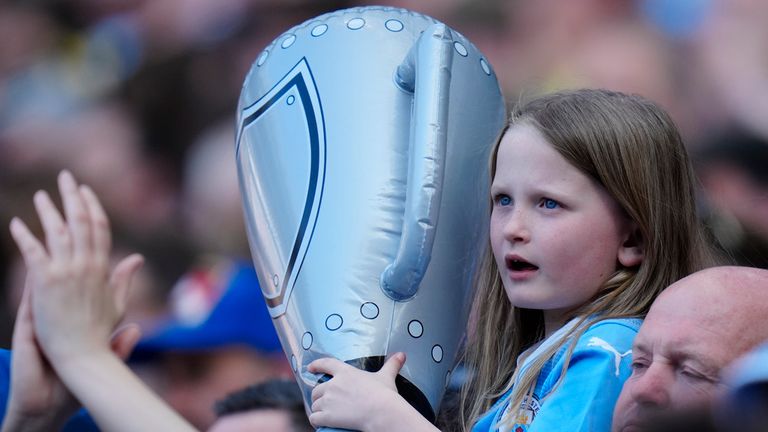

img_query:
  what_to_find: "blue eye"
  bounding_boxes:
[497,195,512,206]
[541,198,559,209]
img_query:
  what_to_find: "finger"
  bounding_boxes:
[378,352,406,379]
[310,395,323,412]
[308,412,321,428]
[109,254,144,317]
[58,170,91,258]
[311,382,326,403]
[307,357,348,375]
[9,217,49,266]
[33,190,71,259]
[110,323,142,360]
[79,184,111,257]
[308,412,330,429]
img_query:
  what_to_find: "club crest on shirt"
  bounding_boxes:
[497,394,541,431]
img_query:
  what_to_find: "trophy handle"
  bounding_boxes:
[381,23,454,301]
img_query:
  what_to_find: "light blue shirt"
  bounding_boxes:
[472,318,641,432]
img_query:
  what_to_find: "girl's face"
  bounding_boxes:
[490,124,634,333]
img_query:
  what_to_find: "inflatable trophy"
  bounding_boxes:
[235,6,505,429]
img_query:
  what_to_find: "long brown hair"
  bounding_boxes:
[460,89,718,430]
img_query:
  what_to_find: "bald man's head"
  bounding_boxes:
[612,266,768,432]
[654,266,768,355]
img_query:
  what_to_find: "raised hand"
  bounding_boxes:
[8,171,143,365]
[6,171,196,432]
[308,353,438,432]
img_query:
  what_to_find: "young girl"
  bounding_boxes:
[6,89,715,432]
[307,89,717,432]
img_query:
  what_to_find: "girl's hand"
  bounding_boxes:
[8,170,143,368]
[308,352,436,432]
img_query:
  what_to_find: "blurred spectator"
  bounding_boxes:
[695,127,768,268]
[0,4,57,78]
[720,341,768,432]
[0,100,178,236]
[180,118,249,257]
[209,378,312,432]
[131,259,291,430]
[553,21,678,118]
[692,0,768,138]
[493,0,636,94]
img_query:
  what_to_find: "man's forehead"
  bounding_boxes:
[653,267,768,327]
[651,272,747,318]
[637,267,768,364]
[643,283,748,342]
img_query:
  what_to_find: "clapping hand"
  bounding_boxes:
[3,171,143,432]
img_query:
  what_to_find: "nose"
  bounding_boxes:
[502,208,530,243]
[628,363,672,408]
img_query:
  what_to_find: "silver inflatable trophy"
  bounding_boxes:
[236,6,505,429]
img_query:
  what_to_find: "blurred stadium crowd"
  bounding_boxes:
[1,0,767,429]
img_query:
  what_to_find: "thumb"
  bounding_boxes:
[378,352,406,380]
[110,253,144,314]
[110,323,142,360]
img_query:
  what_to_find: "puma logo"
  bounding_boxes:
[587,337,632,377]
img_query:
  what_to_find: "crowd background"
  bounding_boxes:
[1,0,767,429]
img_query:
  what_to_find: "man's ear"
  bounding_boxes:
[618,222,644,268]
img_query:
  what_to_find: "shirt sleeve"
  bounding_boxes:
[528,320,638,432]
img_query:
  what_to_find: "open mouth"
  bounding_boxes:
[506,257,539,272]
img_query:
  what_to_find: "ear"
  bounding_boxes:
[618,222,644,268]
